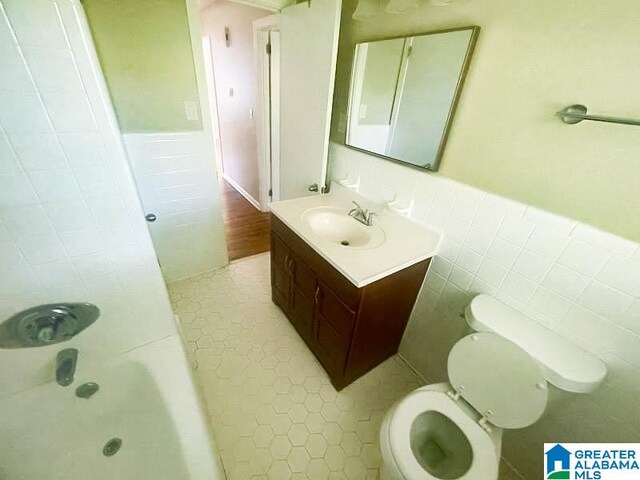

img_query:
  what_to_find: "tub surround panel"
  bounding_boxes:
[0,0,176,400]
[330,142,640,478]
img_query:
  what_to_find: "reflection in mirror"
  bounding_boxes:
[346,27,479,171]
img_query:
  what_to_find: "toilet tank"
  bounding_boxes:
[464,295,606,394]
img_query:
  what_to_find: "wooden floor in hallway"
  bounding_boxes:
[221,179,271,261]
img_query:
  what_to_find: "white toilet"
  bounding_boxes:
[380,294,607,480]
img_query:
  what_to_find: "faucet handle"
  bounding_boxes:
[365,211,376,226]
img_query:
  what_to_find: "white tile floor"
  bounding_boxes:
[170,253,523,480]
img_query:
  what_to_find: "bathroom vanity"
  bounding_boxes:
[270,184,440,389]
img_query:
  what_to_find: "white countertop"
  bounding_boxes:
[270,183,441,288]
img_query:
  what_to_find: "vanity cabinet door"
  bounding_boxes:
[270,233,292,314]
[290,256,316,340]
[312,281,357,374]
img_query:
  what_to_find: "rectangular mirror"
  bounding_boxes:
[346,26,480,171]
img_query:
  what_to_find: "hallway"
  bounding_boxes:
[221,180,271,261]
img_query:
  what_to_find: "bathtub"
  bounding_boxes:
[0,335,224,480]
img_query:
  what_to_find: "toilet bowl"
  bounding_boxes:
[380,294,607,480]
[380,383,501,480]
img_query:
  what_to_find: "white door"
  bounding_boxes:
[279,0,342,200]
[269,30,281,203]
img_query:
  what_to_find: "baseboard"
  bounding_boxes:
[229,251,270,265]
[396,352,429,384]
[166,261,230,285]
[222,173,263,211]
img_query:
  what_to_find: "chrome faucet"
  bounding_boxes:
[348,201,376,226]
[56,348,78,387]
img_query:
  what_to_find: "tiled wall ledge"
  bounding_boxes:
[330,141,640,476]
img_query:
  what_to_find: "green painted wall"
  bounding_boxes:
[332,0,640,242]
[84,0,202,132]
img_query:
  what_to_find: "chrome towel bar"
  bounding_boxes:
[556,104,640,126]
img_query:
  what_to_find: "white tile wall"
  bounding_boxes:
[330,142,640,478]
[0,0,176,399]
[123,132,228,283]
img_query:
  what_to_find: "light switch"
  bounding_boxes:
[184,101,199,121]
[249,108,254,119]
[229,88,234,97]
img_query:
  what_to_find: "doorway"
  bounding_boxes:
[199,3,279,260]
[220,180,271,260]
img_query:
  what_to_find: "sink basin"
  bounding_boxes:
[301,207,385,249]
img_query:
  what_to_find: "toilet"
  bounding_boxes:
[380,294,607,480]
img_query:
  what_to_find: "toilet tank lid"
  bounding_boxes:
[465,295,607,393]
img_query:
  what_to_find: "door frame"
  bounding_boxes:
[201,35,224,176]
[254,14,281,209]
[184,0,222,181]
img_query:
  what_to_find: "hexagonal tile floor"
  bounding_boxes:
[169,253,523,480]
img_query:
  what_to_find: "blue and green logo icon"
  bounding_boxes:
[545,444,572,479]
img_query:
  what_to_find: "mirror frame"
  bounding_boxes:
[344,25,480,172]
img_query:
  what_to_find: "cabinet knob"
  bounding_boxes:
[145,213,157,222]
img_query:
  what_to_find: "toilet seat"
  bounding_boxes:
[386,388,499,480]
[448,332,548,429]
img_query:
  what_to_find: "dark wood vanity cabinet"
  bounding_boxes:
[270,215,429,390]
